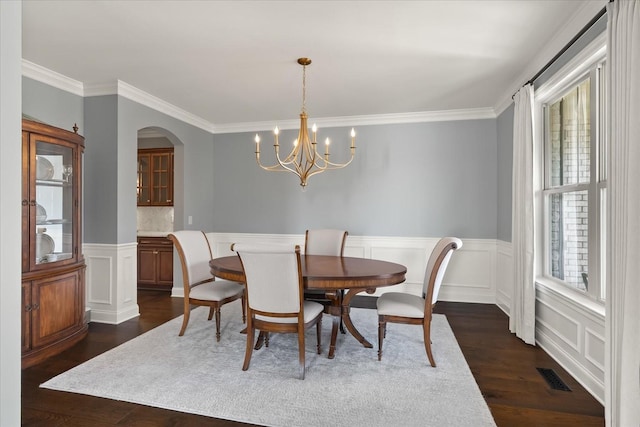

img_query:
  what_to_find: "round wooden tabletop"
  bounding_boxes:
[210,255,407,290]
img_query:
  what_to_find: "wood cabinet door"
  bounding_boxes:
[30,270,82,349]
[22,282,31,353]
[157,248,174,285]
[138,246,159,284]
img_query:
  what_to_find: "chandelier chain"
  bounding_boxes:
[302,64,307,114]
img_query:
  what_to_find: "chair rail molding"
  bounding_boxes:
[83,242,140,324]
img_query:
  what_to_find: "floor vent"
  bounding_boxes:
[537,367,572,391]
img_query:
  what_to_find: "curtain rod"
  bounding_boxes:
[512,4,608,99]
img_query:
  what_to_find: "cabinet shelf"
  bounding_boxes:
[36,179,72,187]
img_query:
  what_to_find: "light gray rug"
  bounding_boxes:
[41,303,496,427]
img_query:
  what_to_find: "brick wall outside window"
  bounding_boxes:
[548,79,590,291]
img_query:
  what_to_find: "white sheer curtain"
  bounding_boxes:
[606,1,640,425]
[510,84,536,345]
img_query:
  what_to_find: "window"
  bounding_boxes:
[536,37,607,301]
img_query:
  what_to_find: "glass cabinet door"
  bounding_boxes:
[151,152,172,204]
[137,153,151,205]
[32,137,75,267]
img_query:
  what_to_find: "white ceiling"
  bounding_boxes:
[22,0,607,131]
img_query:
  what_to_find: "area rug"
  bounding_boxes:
[41,303,496,427]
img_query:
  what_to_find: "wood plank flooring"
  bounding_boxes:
[21,291,604,426]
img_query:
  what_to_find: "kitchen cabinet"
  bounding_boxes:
[137,236,173,290]
[137,148,173,206]
[22,118,87,368]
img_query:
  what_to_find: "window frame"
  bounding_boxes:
[534,32,607,305]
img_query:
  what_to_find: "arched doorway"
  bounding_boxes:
[136,127,183,303]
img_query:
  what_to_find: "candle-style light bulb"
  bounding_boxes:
[350,128,356,149]
[273,126,279,146]
[294,138,298,147]
[274,126,280,135]
[255,134,260,153]
[325,137,330,155]
[312,123,317,143]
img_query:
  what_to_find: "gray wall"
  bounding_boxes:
[23,78,500,242]
[83,95,119,244]
[117,97,215,241]
[22,77,84,132]
[23,79,216,245]
[212,120,498,238]
[496,103,514,242]
[83,95,215,244]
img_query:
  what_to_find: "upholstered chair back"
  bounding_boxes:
[232,243,303,314]
[422,237,463,305]
[304,229,348,256]
[170,230,214,288]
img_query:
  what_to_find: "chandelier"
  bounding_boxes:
[254,58,356,189]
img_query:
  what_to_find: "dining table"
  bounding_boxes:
[210,254,407,359]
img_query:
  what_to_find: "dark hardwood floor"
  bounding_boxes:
[22,291,604,426]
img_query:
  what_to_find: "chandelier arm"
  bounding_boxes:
[318,155,355,169]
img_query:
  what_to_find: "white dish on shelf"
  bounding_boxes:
[36,232,55,260]
[46,253,71,262]
[36,203,47,222]
[36,156,54,180]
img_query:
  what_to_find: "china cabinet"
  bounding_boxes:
[137,148,174,206]
[21,118,87,368]
[137,236,173,290]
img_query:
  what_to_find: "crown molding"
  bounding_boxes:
[22,60,84,96]
[23,60,496,135]
[84,80,214,133]
[493,0,608,116]
[212,108,497,134]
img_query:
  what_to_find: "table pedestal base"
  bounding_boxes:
[326,287,375,359]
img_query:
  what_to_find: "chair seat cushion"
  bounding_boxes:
[377,292,425,318]
[190,280,244,301]
[256,301,324,324]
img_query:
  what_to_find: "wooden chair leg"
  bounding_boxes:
[241,295,247,324]
[207,306,214,321]
[242,323,255,371]
[179,303,191,336]
[298,325,306,380]
[316,318,322,354]
[377,316,385,361]
[214,307,221,342]
[423,321,436,367]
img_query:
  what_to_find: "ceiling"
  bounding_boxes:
[22,0,606,131]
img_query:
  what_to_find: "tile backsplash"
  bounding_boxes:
[137,206,174,232]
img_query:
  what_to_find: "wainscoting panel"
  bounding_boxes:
[495,240,513,314]
[495,240,604,404]
[201,233,496,303]
[83,243,140,324]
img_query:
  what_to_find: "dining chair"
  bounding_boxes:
[303,229,348,335]
[168,230,245,341]
[232,243,323,380]
[376,237,462,367]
